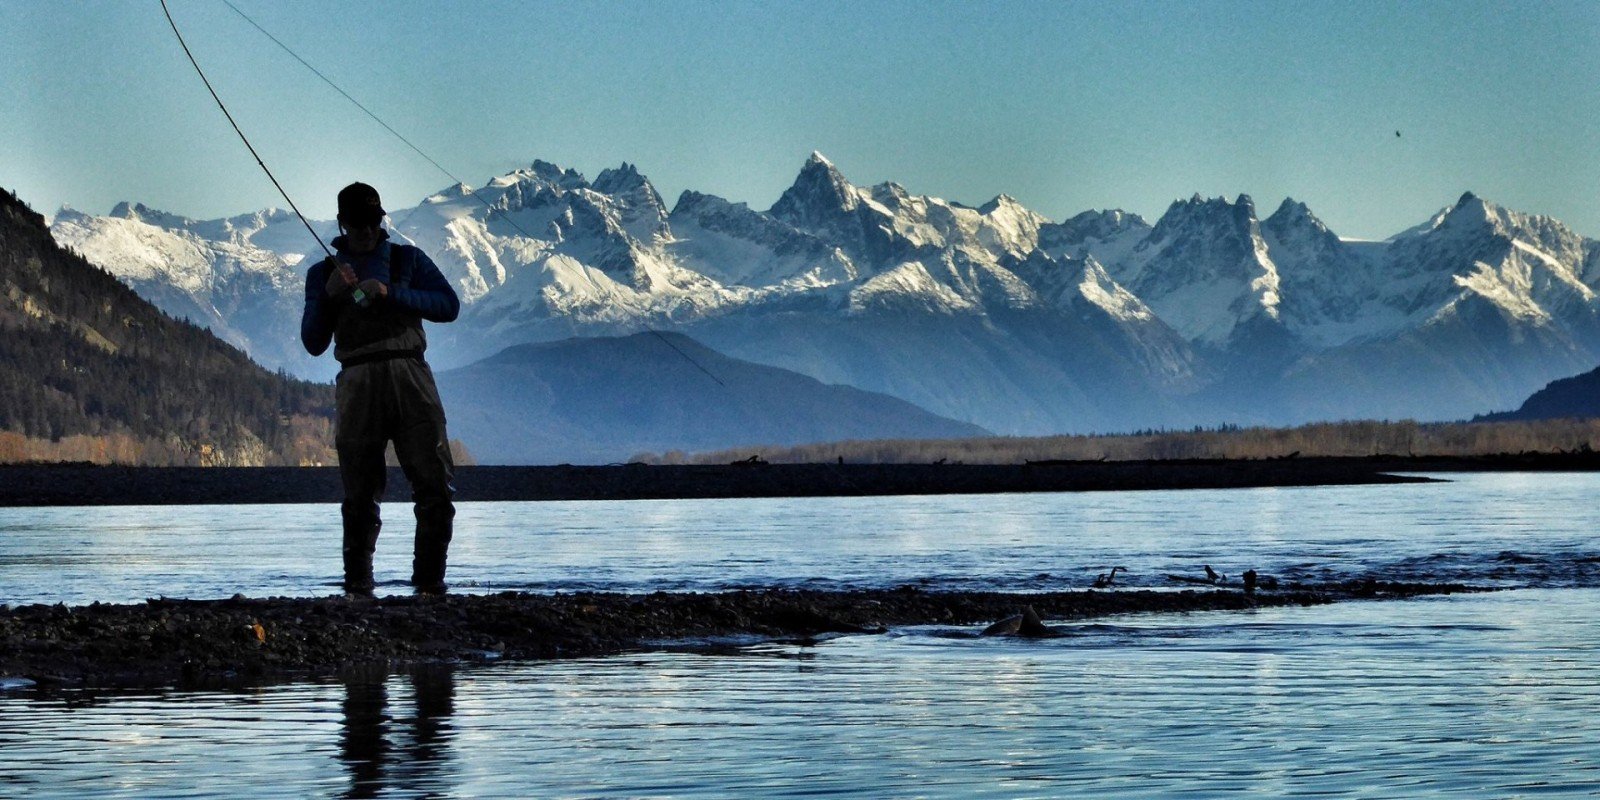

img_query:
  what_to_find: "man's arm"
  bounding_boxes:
[388,248,460,322]
[301,258,341,356]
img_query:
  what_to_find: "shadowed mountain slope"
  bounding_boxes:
[435,331,990,464]
[1477,364,1600,422]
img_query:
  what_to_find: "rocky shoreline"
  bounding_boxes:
[0,581,1487,689]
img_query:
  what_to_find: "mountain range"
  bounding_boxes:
[51,153,1600,436]
[4,184,988,465]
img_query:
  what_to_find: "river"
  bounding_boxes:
[2,473,1598,797]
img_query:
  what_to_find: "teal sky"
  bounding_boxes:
[3,0,1598,240]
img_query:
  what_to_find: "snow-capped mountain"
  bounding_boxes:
[1271,192,1600,421]
[667,190,854,289]
[1260,198,1386,346]
[49,202,327,374]
[49,153,1600,434]
[1110,194,1284,348]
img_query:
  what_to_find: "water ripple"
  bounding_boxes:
[5,476,1600,795]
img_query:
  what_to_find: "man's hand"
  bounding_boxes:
[323,258,357,297]
[357,279,388,300]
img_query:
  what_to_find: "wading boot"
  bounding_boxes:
[412,552,447,596]
[342,532,378,599]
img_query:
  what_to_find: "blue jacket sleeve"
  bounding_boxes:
[301,258,339,356]
[388,248,460,322]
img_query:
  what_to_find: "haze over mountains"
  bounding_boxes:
[438,332,987,464]
[52,153,1600,436]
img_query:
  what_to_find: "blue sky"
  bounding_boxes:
[3,0,1597,240]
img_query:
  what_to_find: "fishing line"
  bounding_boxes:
[211,0,727,388]
[219,0,462,203]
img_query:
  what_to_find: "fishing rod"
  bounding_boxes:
[160,0,331,262]
[159,0,379,305]
[166,0,725,386]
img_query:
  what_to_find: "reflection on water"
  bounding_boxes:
[6,474,1600,796]
[339,667,455,800]
[3,590,1599,798]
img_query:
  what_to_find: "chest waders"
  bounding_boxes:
[334,245,455,595]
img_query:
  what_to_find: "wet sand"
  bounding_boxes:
[0,581,1484,688]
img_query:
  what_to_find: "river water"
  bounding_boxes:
[2,473,1599,797]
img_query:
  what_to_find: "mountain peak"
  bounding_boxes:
[593,162,650,195]
[1039,208,1152,252]
[979,194,1023,214]
[1441,191,1496,230]
[1263,197,1334,235]
[1173,194,1249,215]
[770,151,860,224]
[1155,194,1257,230]
[793,152,850,188]
[424,182,473,204]
[528,160,588,189]
[1271,197,1311,218]
[671,189,718,216]
[108,202,193,229]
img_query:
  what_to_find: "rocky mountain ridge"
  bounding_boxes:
[50,154,1600,434]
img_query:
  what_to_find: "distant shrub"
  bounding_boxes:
[639,418,1600,465]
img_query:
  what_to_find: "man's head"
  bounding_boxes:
[337,182,386,253]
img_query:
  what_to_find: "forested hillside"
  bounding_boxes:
[0,188,335,465]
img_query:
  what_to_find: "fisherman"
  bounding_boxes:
[301,182,461,597]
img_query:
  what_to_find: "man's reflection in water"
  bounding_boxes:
[339,665,456,799]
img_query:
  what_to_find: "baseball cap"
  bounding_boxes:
[337,182,385,224]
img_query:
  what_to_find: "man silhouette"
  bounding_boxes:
[301,182,460,596]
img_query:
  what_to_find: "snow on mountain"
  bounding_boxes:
[847,260,980,316]
[1036,208,1152,267]
[48,153,1600,435]
[767,152,870,250]
[1115,194,1283,347]
[51,204,306,293]
[50,203,317,374]
[1260,198,1392,346]
[765,153,1067,314]
[666,190,856,289]
[590,162,671,246]
[1388,192,1596,326]
[1060,256,1200,390]
[1260,191,1600,423]
[1072,256,1156,323]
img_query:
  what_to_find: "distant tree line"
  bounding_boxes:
[647,418,1600,465]
[0,187,337,465]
